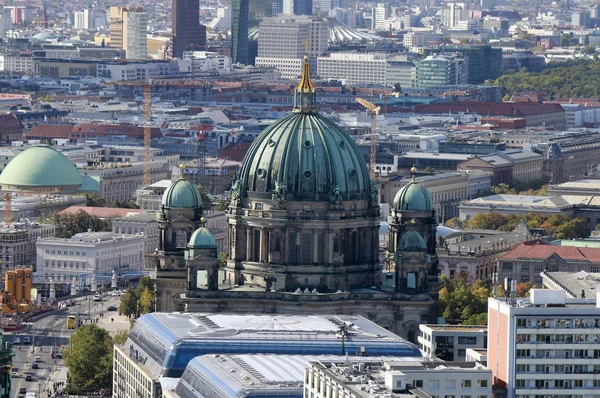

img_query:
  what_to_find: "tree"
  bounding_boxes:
[113,330,129,345]
[85,193,106,207]
[216,200,229,212]
[119,289,138,318]
[423,166,435,173]
[64,324,113,394]
[111,200,139,209]
[52,210,112,238]
[438,273,491,325]
[218,252,227,267]
[135,276,154,297]
[138,287,155,314]
[197,185,212,209]
[556,218,589,240]
[516,282,533,297]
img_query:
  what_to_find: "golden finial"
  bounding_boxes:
[411,166,417,174]
[200,216,206,225]
[296,54,315,93]
[179,163,185,170]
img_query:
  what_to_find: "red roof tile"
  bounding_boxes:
[501,241,600,261]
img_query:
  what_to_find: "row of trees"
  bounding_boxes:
[496,59,600,98]
[64,326,129,394]
[457,212,590,239]
[438,273,534,325]
[119,276,156,318]
[51,210,112,238]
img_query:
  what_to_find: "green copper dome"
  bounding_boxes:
[399,230,427,251]
[162,178,203,209]
[392,180,434,212]
[0,145,82,191]
[238,113,371,202]
[188,227,217,249]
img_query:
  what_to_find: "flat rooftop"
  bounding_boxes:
[420,324,487,333]
[124,313,422,378]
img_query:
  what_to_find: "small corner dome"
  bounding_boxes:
[392,180,433,212]
[162,178,203,209]
[0,145,82,191]
[399,230,427,250]
[188,227,217,249]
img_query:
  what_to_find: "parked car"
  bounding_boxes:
[34,356,41,362]
[11,371,22,378]
[23,336,31,344]
[25,375,32,381]
[32,363,38,369]
[92,295,102,302]
[19,387,26,393]
[107,305,118,311]
[13,337,20,344]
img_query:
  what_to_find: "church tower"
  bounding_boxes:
[153,177,205,312]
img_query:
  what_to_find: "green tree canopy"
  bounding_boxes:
[138,287,155,314]
[64,324,113,394]
[438,272,490,325]
[119,289,138,318]
[113,330,129,345]
[52,210,112,238]
[85,193,106,207]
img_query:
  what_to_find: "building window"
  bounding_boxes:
[414,380,423,388]
[462,380,472,388]
[447,380,456,389]
[478,380,488,388]
[429,380,439,389]
[521,264,529,271]
[458,336,477,345]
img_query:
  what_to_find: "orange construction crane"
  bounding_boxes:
[356,98,381,179]
[107,79,214,185]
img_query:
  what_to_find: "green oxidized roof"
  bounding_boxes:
[162,178,203,209]
[399,230,427,251]
[188,227,217,249]
[0,145,82,188]
[392,179,434,212]
[238,112,371,202]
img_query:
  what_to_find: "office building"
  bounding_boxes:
[109,6,148,60]
[73,9,105,30]
[373,2,390,30]
[414,54,468,88]
[418,324,487,361]
[0,7,11,39]
[488,289,600,397]
[113,313,422,397]
[307,359,492,398]
[320,0,340,13]
[0,221,55,270]
[172,0,206,58]
[36,231,145,284]
[572,10,591,27]
[231,0,249,64]
[441,2,467,28]
[112,212,159,255]
[255,16,327,78]
[318,52,389,85]
[283,0,312,15]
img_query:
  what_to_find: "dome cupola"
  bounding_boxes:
[188,226,217,249]
[399,230,427,251]
[392,173,433,213]
[235,56,372,202]
[162,178,203,209]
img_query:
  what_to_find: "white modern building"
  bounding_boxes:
[36,231,145,284]
[179,52,232,74]
[256,16,328,79]
[318,52,389,85]
[307,359,492,398]
[418,324,488,362]
[488,289,600,398]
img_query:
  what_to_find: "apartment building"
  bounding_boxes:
[418,324,487,362]
[488,289,600,398]
[109,6,148,59]
[306,359,492,398]
[78,159,171,204]
[112,212,158,254]
[36,231,145,284]
[0,221,55,270]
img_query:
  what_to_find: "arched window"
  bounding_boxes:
[175,230,187,248]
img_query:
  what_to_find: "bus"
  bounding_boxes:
[66,313,78,329]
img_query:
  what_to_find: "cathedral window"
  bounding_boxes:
[175,230,187,248]
[407,272,417,289]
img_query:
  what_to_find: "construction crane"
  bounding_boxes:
[107,79,214,185]
[356,98,380,179]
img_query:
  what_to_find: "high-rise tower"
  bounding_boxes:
[172,0,206,58]
[230,0,249,64]
[109,6,148,59]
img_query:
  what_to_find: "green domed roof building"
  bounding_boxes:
[173,58,440,341]
[188,227,217,249]
[392,178,434,213]
[0,145,82,192]
[225,57,381,294]
[162,178,203,209]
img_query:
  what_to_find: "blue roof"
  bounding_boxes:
[125,313,422,378]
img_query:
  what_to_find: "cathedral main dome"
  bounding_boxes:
[237,58,371,202]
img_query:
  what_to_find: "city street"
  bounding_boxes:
[3,294,127,397]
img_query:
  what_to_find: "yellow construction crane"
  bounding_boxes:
[356,98,380,179]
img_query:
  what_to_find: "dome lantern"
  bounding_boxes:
[293,39,317,114]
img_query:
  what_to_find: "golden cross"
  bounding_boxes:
[302,38,311,55]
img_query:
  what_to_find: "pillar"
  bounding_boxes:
[246,226,253,261]
[313,231,319,264]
